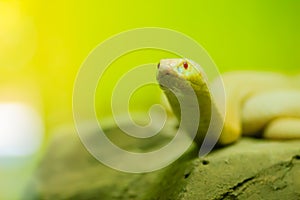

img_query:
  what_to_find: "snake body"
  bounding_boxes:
[157,58,300,146]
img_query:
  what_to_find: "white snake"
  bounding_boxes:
[156,58,300,146]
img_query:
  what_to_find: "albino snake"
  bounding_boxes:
[156,58,300,146]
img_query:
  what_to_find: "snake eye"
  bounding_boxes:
[157,62,160,69]
[183,61,188,69]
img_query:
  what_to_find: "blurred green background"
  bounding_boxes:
[1,0,299,133]
[0,0,299,199]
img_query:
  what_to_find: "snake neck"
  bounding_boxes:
[162,82,213,145]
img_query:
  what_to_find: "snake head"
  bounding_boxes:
[156,58,208,92]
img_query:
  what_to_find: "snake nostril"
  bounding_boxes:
[157,63,160,69]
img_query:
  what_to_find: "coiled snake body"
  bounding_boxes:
[157,58,300,146]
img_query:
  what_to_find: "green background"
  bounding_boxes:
[1,0,299,131]
[0,1,299,199]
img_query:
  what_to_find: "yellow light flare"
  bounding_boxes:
[0,1,37,69]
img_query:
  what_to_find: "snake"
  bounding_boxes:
[156,58,300,146]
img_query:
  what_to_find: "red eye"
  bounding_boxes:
[183,62,188,69]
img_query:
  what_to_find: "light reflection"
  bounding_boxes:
[0,103,44,157]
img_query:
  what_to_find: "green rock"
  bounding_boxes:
[25,123,300,200]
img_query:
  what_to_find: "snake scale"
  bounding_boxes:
[156,58,300,146]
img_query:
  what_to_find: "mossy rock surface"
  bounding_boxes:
[24,123,300,200]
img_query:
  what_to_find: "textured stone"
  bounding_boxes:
[25,123,300,200]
